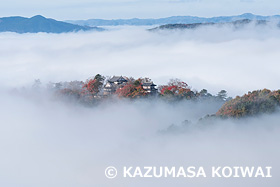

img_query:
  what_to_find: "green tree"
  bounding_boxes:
[217,90,227,101]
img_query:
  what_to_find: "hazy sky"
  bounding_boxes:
[0,0,279,20]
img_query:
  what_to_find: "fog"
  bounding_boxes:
[0,25,280,186]
[1,24,280,96]
[0,90,279,187]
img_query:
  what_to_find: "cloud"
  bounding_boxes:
[1,24,280,96]
[0,90,279,186]
[0,25,280,186]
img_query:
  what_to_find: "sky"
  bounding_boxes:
[0,0,280,20]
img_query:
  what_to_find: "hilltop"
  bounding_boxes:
[216,89,280,118]
[150,19,270,30]
[0,15,103,33]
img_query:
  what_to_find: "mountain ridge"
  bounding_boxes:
[65,13,280,26]
[0,15,103,33]
[150,19,273,31]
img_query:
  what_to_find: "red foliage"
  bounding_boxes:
[160,79,191,97]
[82,79,97,96]
[216,89,280,118]
[116,79,147,98]
[81,75,104,99]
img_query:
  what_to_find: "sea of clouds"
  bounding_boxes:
[0,25,280,186]
[0,24,280,96]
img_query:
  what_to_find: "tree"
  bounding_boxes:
[199,89,213,98]
[216,89,280,118]
[116,78,147,98]
[159,79,194,99]
[217,90,227,101]
[82,74,105,99]
[200,89,208,96]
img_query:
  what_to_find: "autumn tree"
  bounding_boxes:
[216,89,280,118]
[115,78,147,98]
[159,79,195,99]
[82,74,105,99]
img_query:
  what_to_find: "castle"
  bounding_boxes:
[103,76,158,96]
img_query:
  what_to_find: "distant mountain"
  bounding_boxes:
[0,15,104,33]
[66,13,280,27]
[150,19,271,30]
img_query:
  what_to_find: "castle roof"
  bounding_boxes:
[142,82,156,87]
[108,76,128,83]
